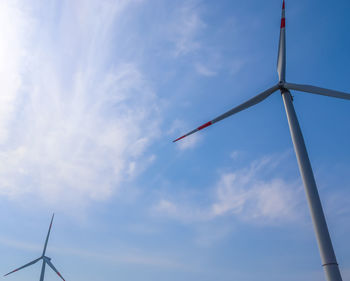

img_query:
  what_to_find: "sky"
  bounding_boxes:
[0,0,349,280]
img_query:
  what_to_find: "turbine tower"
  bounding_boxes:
[4,214,66,281]
[173,1,349,281]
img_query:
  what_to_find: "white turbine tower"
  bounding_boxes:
[4,214,66,281]
[173,1,349,281]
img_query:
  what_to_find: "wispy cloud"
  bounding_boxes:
[0,1,160,208]
[228,58,247,76]
[168,1,205,56]
[153,154,303,225]
[0,1,29,143]
[168,119,202,150]
[153,199,210,223]
[212,172,300,223]
[0,235,188,270]
[194,62,217,77]
[0,235,41,253]
[177,133,201,150]
[230,150,241,160]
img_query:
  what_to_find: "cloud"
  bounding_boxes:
[0,235,187,270]
[168,1,205,56]
[154,199,178,215]
[0,235,41,253]
[211,156,303,223]
[168,119,202,150]
[194,63,217,77]
[0,1,160,208]
[153,154,303,225]
[212,173,300,223]
[0,1,29,143]
[229,59,246,76]
[153,199,210,223]
[177,133,201,150]
[230,150,241,160]
[65,246,188,271]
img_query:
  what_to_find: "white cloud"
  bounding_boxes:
[212,174,300,222]
[193,224,234,247]
[154,199,178,214]
[177,133,201,150]
[0,1,29,143]
[211,156,303,223]
[194,63,217,77]
[168,1,205,56]
[168,119,202,150]
[0,1,160,208]
[230,150,240,160]
[0,235,188,270]
[229,59,246,76]
[153,155,303,225]
[153,199,212,223]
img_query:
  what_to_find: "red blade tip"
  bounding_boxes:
[173,135,186,143]
[173,121,212,143]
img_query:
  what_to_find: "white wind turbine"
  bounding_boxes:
[4,214,66,281]
[173,1,349,281]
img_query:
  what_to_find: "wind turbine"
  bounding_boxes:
[173,1,349,281]
[4,214,66,281]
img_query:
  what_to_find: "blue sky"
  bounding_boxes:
[0,0,349,280]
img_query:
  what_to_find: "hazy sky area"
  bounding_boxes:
[0,0,349,280]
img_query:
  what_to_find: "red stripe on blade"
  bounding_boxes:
[281,18,285,28]
[197,121,212,131]
[173,135,186,142]
[282,0,285,9]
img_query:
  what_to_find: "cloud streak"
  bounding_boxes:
[153,154,303,225]
[0,1,29,143]
[0,235,187,270]
[169,1,205,56]
[0,1,160,208]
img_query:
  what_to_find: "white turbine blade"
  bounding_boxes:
[285,82,350,100]
[42,213,54,256]
[4,257,41,277]
[46,260,65,281]
[277,0,286,81]
[173,84,279,142]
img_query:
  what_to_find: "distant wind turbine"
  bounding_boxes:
[4,214,66,281]
[173,1,349,281]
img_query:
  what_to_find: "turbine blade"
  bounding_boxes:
[173,84,279,142]
[42,213,54,256]
[39,260,46,281]
[285,82,350,100]
[46,260,65,281]
[4,257,41,277]
[277,0,286,81]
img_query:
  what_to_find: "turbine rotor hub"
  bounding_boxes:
[278,80,286,89]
